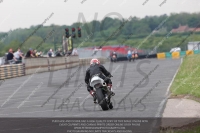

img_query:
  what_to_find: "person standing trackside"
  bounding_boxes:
[33,50,37,57]
[72,48,78,55]
[26,48,35,58]
[14,48,24,62]
[55,48,63,57]
[7,48,17,64]
[48,49,53,57]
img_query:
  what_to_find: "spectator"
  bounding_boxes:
[40,51,43,57]
[14,48,24,61]
[66,49,72,56]
[72,48,78,55]
[36,51,40,57]
[26,48,35,57]
[36,51,42,57]
[63,50,66,55]
[55,48,63,57]
[33,50,37,57]
[19,51,24,60]
[48,49,53,57]
[7,48,17,64]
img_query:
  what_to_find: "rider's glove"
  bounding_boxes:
[90,90,95,96]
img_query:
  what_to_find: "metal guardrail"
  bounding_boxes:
[0,64,25,79]
[0,56,107,80]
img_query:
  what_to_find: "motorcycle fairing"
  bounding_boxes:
[90,76,104,88]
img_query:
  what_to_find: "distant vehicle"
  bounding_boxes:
[111,54,117,62]
[170,47,181,53]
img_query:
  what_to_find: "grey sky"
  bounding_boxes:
[0,0,199,32]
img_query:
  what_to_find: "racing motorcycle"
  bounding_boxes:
[127,53,138,62]
[127,54,132,62]
[111,55,117,62]
[90,75,114,111]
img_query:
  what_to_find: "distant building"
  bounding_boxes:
[171,25,190,33]
[172,25,200,33]
[187,41,200,50]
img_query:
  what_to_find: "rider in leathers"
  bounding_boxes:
[85,59,115,103]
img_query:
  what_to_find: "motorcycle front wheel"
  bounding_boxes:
[96,88,109,111]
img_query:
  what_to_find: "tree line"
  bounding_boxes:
[0,12,200,56]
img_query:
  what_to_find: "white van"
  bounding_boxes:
[170,47,181,53]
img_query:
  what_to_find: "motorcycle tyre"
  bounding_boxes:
[96,89,109,111]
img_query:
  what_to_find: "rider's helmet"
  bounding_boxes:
[90,58,100,65]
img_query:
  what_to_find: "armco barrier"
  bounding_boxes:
[0,56,106,80]
[0,64,25,79]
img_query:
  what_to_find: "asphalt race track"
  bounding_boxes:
[0,58,182,118]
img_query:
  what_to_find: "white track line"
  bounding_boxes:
[165,58,183,96]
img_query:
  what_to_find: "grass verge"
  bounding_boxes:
[170,54,200,98]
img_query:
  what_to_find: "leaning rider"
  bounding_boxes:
[85,59,115,103]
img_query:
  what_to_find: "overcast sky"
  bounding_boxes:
[0,0,200,32]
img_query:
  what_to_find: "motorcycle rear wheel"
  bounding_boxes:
[96,89,109,111]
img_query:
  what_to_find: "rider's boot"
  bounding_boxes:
[107,84,115,96]
[90,90,97,103]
